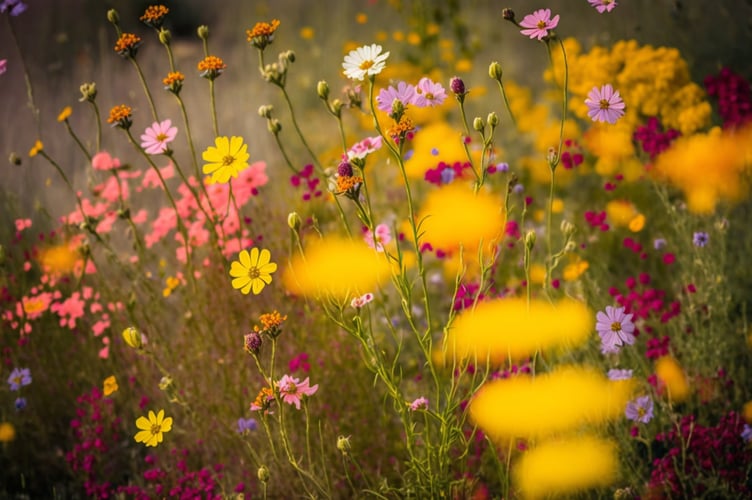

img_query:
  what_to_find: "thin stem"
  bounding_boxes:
[63,120,92,162]
[279,86,321,171]
[6,15,40,135]
[209,79,219,137]
[495,79,518,129]
[128,57,159,122]
[89,101,103,152]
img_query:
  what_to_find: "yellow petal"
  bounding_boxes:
[214,136,229,152]
[232,276,251,291]
[229,136,244,156]
[229,262,249,278]
[238,249,251,269]
[249,248,260,267]
[257,248,271,266]
[161,417,173,432]
[252,279,265,295]
[136,416,151,430]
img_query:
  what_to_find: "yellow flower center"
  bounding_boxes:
[600,99,611,110]
[537,20,547,29]
[222,155,236,166]
[610,321,622,332]
[156,133,168,142]
[248,266,261,279]
[359,60,375,70]
[150,423,161,435]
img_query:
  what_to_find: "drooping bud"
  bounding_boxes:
[258,105,274,118]
[158,28,171,46]
[502,8,516,22]
[488,61,503,82]
[317,80,330,100]
[106,9,120,25]
[122,326,143,350]
[287,212,302,232]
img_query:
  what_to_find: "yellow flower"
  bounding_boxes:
[57,106,72,122]
[515,436,618,498]
[29,140,43,157]
[229,248,277,295]
[103,375,118,396]
[134,409,173,447]
[628,213,646,232]
[655,355,690,402]
[162,276,180,297]
[562,259,589,282]
[38,243,78,274]
[107,104,132,128]
[0,422,15,442]
[743,401,752,424]
[122,326,143,350]
[202,136,249,184]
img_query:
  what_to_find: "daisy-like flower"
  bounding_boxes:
[588,0,618,13]
[347,135,383,161]
[519,9,560,40]
[595,305,635,354]
[342,43,389,81]
[376,81,416,113]
[7,368,31,391]
[202,136,249,184]
[277,374,319,410]
[625,395,654,424]
[250,386,275,413]
[140,119,178,155]
[134,409,173,447]
[414,77,447,107]
[229,248,277,295]
[351,292,374,309]
[364,223,392,252]
[585,84,625,124]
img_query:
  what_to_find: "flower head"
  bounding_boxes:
[519,9,560,40]
[342,43,389,81]
[0,422,15,442]
[134,409,173,447]
[28,140,43,157]
[57,106,72,123]
[114,33,142,57]
[277,375,319,410]
[103,375,118,396]
[237,417,258,434]
[162,71,184,94]
[351,292,374,309]
[409,397,429,411]
[376,81,416,113]
[625,395,654,424]
[202,136,249,183]
[364,223,392,252]
[246,19,281,50]
[7,368,31,391]
[122,326,144,349]
[259,311,287,337]
[414,77,447,107]
[250,386,275,412]
[588,0,617,13]
[0,0,26,17]
[140,5,169,28]
[692,231,709,247]
[197,55,226,80]
[229,248,277,295]
[140,119,178,155]
[0,59,7,75]
[347,135,383,161]
[595,306,635,354]
[585,84,625,124]
[107,104,132,129]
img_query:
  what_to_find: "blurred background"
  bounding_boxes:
[1,0,751,218]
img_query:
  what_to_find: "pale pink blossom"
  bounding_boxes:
[588,0,617,13]
[409,397,429,411]
[140,119,178,155]
[14,218,31,231]
[140,162,175,190]
[348,136,383,160]
[98,336,110,359]
[585,84,625,124]
[50,292,86,329]
[414,77,447,107]
[364,223,392,252]
[277,375,319,410]
[351,293,374,309]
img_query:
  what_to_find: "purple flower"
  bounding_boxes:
[653,238,667,250]
[236,417,258,434]
[519,9,560,40]
[7,367,31,391]
[414,77,447,107]
[596,306,635,354]
[588,0,618,13]
[409,397,429,411]
[376,81,416,113]
[692,231,709,247]
[625,395,654,424]
[585,84,625,124]
[607,368,633,380]
[14,397,27,411]
[742,424,752,442]
[0,0,27,16]
[449,76,465,96]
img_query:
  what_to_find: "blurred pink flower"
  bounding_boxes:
[414,77,447,107]
[92,151,121,171]
[519,9,560,40]
[351,292,374,309]
[0,59,7,75]
[277,375,318,410]
[348,135,383,160]
[364,223,391,252]
[140,119,178,155]
[588,0,618,13]
[585,84,625,124]
[140,162,175,190]
[14,218,31,231]
[409,397,429,411]
[376,81,416,113]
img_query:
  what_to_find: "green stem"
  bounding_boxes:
[279,85,321,171]
[63,120,92,162]
[6,15,40,135]
[89,101,103,152]
[209,79,219,137]
[128,57,159,122]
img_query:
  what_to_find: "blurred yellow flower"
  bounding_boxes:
[743,401,752,424]
[29,140,43,158]
[122,326,143,350]
[299,26,315,40]
[103,375,118,396]
[229,248,277,295]
[562,259,589,282]
[605,200,638,228]
[515,435,618,498]
[0,422,15,442]
[403,122,465,178]
[57,106,72,122]
[38,243,78,274]
[162,276,180,297]
[441,298,592,363]
[202,136,250,184]
[134,409,172,447]
[655,356,690,402]
[469,366,633,440]
[628,214,646,232]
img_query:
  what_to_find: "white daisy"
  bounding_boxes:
[342,44,389,81]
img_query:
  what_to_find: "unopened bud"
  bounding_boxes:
[159,375,179,402]
[158,28,171,46]
[287,212,302,231]
[337,435,351,453]
[122,326,143,349]
[257,466,270,483]
[79,82,97,102]
[449,76,466,96]
[331,99,344,115]
[258,105,274,118]
[502,8,516,22]
[524,231,536,250]
[267,118,282,134]
[487,112,499,127]
[488,61,503,81]
[281,50,295,63]
[560,220,575,237]
[472,117,485,132]
[244,331,263,355]
[197,25,209,40]
[9,153,21,166]
[106,9,120,25]
[317,80,330,100]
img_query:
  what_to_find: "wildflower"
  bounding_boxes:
[250,386,275,412]
[122,326,143,349]
[229,248,277,295]
[202,136,249,184]
[244,331,263,355]
[8,368,31,391]
[162,71,184,94]
[625,395,654,424]
[114,33,141,57]
[414,77,447,107]
[409,397,429,411]
[347,135,383,161]
[140,119,177,155]
[655,356,690,402]
[588,0,618,13]
[692,231,709,247]
[0,422,15,442]
[342,43,389,81]
[742,424,752,442]
[14,397,26,411]
[107,104,132,129]
[197,55,226,80]
[0,0,26,16]
[277,375,319,410]
[134,409,173,447]
[103,375,118,396]
[57,106,72,122]
[246,19,281,50]
[585,84,625,124]
[162,275,180,297]
[237,417,257,434]
[449,76,466,98]
[0,59,6,75]
[595,305,635,354]
[140,5,169,29]
[351,292,374,309]
[519,9,560,41]
[376,81,416,113]
[28,140,43,157]
[337,435,351,453]
[653,238,667,250]
[607,369,633,380]
[364,223,392,252]
[78,82,97,102]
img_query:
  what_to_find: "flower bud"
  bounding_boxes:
[267,118,282,134]
[106,9,120,25]
[337,161,353,177]
[487,112,499,127]
[244,331,263,355]
[257,466,270,483]
[159,375,179,402]
[564,241,577,253]
[317,80,330,100]
[472,117,485,132]
[336,435,351,454]
[281,50,295,63]
[524,230,536,250]
[330,99,344,116]
[450,76,465,96]
[8,153,21,166]
[287,212,302,231]
[257,105,274,119]
[79,82,97,102]
[197,25,209,41]
[502,8,515,22]
[122,326,143,349]
[560,220,575,237]
[488,61,503,81]
[158,28,171,46]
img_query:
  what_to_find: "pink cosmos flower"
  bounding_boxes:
[519,9,560,40]
[414,77,447,107]
[92,151,121,171]
[588,0,617,13]
[351,292,374,309]
[348,136,383,160]
[595,305,635,354]
[376,81,417,113]
[364,223,392,252]
[140,119,178,155]
[585,84,625,124]
[277,375,319,410]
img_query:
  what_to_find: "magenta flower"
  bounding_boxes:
[414,77,447,107]
[0,59,7,75]
[596,305,635,354]
[519,9,560,40]
[277,375,318,410]
[588,0,618,13]
[140,119,178,155]
[376,81,416,113]
[625,395,654,424]
[351,292,374,309]
[364,223,392,252]
[585,84,625,124]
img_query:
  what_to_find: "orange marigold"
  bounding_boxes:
[246,19,281,50]
[197,55,226,80]
[114,33,141,56]
[107,104,132,128]
[140,5,169,28]
[162,71,185,93]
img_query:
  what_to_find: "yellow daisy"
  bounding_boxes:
[202,136,250,184]
[230,248,278,295]
[134,409,173,447]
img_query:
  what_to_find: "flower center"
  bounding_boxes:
[222,155,236,166]
[359,59,375,70]
[610,321,622,332]
[156,133,168,142]
[637,407,646,417]
[537,20,547,29]
[425,92,434,100]
[248,266,261,279]
[150,424,161,435]
[599,99,611,110]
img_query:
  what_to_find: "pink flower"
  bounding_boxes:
[140,162,175,190]
[364,223,391,252]
[409,397,429,411]
[140,119,178,155]
[348,136,383,160]
[414,77,447,107]
[519,9,560,40]
[588,0,617,13]
[92,151,121,171]
[351,292,374,309]
[276,375,318,410]
[0,59,7,75]
[585,84,625,124]
[14,218,31,231]
[376,81,417,113]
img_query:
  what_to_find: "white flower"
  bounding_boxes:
[342,44,389,81]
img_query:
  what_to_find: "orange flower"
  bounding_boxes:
[107,104,132,128]
[140,5,169,28]
[197,55,226,80]
[246,19,281,50]
[114,33,141,57]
